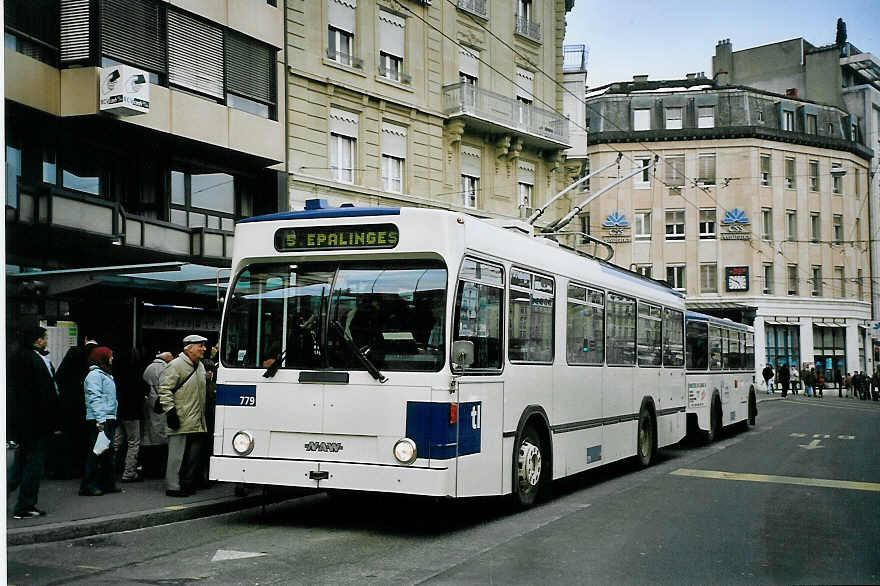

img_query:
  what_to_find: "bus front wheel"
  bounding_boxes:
[636,408,655,468]
[514,426,544,507]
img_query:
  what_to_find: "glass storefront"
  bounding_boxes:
[766,324,800,370]
[813,326,846,385]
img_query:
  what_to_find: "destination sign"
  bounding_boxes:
[274,223,399,252]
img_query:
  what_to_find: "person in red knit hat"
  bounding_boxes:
[79,346,121,496]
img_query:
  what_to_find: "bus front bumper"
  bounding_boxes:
[210,456,455,497]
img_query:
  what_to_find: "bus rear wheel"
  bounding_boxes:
[514,426,544,508]
[636,408,654,468]
[748,390,757,426]
[706,397,721,443]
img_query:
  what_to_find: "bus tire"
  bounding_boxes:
[514,425,545,508]
[636,407,655,468]
[706,396,722,443]
[748,389,757,426]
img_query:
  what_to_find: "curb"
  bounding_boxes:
[6,492,288,546]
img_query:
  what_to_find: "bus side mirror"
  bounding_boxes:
[452,340,474,369]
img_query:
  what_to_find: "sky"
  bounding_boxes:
[564,0,880,88]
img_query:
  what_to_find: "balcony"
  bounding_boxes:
[563,45,588,73]
[514,16,541,43]
[456,0,488,19]
[443,83,570,150]
[378,64,412,85]
[326,49,363,70]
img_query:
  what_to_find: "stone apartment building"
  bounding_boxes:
[285,0,575,220]
[565,74,872,380]
[5,0,287,353]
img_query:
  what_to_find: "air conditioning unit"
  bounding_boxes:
[99,64,150,116]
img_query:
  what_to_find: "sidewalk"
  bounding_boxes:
[6,476,292,546]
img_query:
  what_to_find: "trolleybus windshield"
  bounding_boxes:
[221,260,447,372]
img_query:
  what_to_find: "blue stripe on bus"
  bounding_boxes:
[237,207,401,224]
[405,402,481,460]
[217,384,257,406]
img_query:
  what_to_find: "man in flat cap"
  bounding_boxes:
[157,334,207,497]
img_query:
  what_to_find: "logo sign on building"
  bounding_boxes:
[601,212,631,243]
[870,321,880,340]
[725,266,749,291]
[720,208,751,240]
[99,65,150,115]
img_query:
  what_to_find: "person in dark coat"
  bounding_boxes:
[53,334,98,478]
[762,364,775,394]
[777,363,790,397]
[834,369,843,397]
[7,326,61,518]
[112,350,147,482]
[198,342,219,486]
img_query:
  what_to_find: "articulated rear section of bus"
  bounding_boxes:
[209,248,497,497]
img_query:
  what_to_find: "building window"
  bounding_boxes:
[834,266,845,298]
[377,9,405,81]
[700,263,717,293]
[330,133,356,183]
[806,113,818,134]
[381,121,406,193]
[514,0,540,41]
[6,144,22,208]
[826,122,834,135]
[832,214,843,244]
[832,162,842,194]
[783,110,794,131]
[699,209,716,240]
[382,155,403,193]
[858,268,864,300]
[634,157,651,188]
[666,265,686,291]
[809,160,819,191]
[460,144,481,208]
[855,168,860,196]
[579,213,590,242]
[459,46,479,89]
[761,208,772,241]
[327,26,355,67]
[787,264,798,295]
[635,265,652,278]
[461,175,479,208]
[633,211,651,240]
[812,326,845,382]
[518,182,533,210]
[763,263,774,294]
[697,154,716,185]
[760,154,771,186]
[784,157,796,189]
[665,154,685,189]
[697,106,715,128]
[785,210,797,241]
[517,160,535,214]
[379,52,402,82]
[665,107,682,129]
[665,210,685,241]
[810,212,821,242]
[766,325,800,373]
[169,167,236,231]
[756,110,764,123]
[633,109,651,131]
[811,265,822,297]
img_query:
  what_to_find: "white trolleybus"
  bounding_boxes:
[684,311,757,442]
[210,203,690,506]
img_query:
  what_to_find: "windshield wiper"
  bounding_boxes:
[330,320,388,383]
[262,349,286,378]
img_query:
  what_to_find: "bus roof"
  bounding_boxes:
[685,311,752,331]
[238,207,401,223]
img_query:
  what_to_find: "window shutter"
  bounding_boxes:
[459,47,479,78]
[377,10,405,57]
[515,68,534,101]
[328,0,356,34]
[518,161,535,185]
[329,107,358,137]
[167,10,224,99]
[226,32,275,104]
[60,0,91,63]
[100,0,165,73]
[381,122,407,158]
[460,145,481,177]
[699,155,715,183]
[666,155,684,186]
[776,102,784,130]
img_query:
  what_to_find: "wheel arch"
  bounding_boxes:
[638,395,658,451]
[512,405,553,489]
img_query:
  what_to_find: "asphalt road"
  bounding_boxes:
[8,397,880,585]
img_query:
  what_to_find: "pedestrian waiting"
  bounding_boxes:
[79,346,121,497]
[141,352,173,478]
[762,364,775,394]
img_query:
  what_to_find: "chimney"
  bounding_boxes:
[785,88,798,98]
[633,74,648,82]
[685,73,697,80]
[713,39,732,85]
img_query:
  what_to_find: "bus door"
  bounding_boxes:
[454,380,503,497]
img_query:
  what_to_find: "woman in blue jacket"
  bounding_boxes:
[79,346,120,496]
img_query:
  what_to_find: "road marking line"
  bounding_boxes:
[670,468,880,492]
[839,435,855,440]
[789,433,806,437]
[164,505,186,511]
[76,566,102,570]
[784,401,880,413]
[212,550,267,562]
[799,439,824,450]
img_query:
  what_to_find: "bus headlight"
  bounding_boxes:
[393,438,417,464]
[232,431,255,456]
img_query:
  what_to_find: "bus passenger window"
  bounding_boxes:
[685,320,708,370]
[709,325,722,370]
[745,333,755,370]
[508,268,555,363]
[453,259,503,371]
[663,308,684,367]
[637,302,662,366]
[606,293,636,365]
[566,283,604,365]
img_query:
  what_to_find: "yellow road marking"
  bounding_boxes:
[671,468,880,492]
[164,505,186,511]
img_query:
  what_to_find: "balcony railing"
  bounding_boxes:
[326,49,363,69]
[378,64,412,85]
[443,83,569,147]
[456,0,488,18]
[514,16,541,42]
[563,44,588,73]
